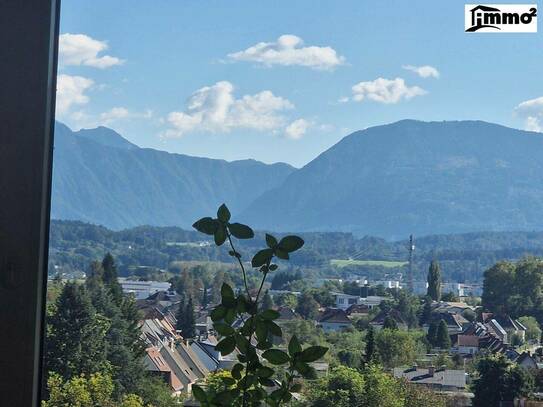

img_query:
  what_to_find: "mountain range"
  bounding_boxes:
[52,120,543,239]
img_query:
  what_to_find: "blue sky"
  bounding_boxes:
[57,0,543,167]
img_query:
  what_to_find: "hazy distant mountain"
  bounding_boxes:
[51,122,295,229]
[241,120,543,239]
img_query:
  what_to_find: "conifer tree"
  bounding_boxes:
[420,296,433,326]
[176,297,186,333]
[436,319,451,349]
[46,282,110,381]
[183,297,196,339]
[427,320,438,347]
[365,325,376,365]
[427,260,442,301]
[102,252,123,305]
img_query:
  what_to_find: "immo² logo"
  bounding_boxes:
[465,4,537,32]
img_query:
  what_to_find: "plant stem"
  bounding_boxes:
[227,232,251,300]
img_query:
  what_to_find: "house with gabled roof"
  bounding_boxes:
[370,309,407,330]
[318,308,353,332]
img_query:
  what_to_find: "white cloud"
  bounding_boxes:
[56,74,94,116]
[514,96,543,132]
[285,119,311,139]
[227,34,345,70]
[402,65,440,78]
[350,77,426,104]
[99,107,130,124]
[164,81,294,137]
[59,33,124,69]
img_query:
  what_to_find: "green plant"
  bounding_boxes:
[191,204,328,406]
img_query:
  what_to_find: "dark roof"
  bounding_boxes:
[318,308,352,324]
[370,309,406,325]
[276,306,300,321]
[393,367,466,389]
[346,303,370,315]
[428,312,468,328]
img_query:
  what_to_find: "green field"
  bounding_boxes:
[330,259,408,268]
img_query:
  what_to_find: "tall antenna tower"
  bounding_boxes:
[408,234,415,293]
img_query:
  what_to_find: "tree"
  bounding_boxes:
[482,261,516,316]
[202,282,209,308]
[427,260,441,301]
[261,289,274,311]
[364,325,376,365]
[519,316,542,343]
[473,354,534,407]
[45,282,110,382]
[426,321,438,347]
[183,297,196,338]
[176,296,186,333]
[362,364,404,407]
[419,296,433,326]
[375,329,417,368]
[102,253,123,305]
[296,291,320,320]
[435,320,451,349]
[383,315,398,330]
[306,366,365,407]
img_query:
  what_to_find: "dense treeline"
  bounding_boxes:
[49,220,543,282]
[44,254,178,406]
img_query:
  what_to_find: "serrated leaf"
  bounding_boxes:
[215,336,236,356]
[252,248,274,267]
[265,234,278,248]
[278,235,304,253]
[214,322,235,336]
[262,349,290,365]
[210,306,227,322]
[217,204,231,222]
[192,217,218,235]
[192,384,207,402]
[288,335,302,356]
[228,223,254,239]
[299,346,328,363]
[214,226,227,246]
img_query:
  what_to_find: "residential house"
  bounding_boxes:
[393,366,467,392]
[484,314,527,343]
[332,292,362,310]
[424,312,469,335]
[119,278,172,300]
[369,309,407,330]
[346,303,370,318]
[318,308,353,332]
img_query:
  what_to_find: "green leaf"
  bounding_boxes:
[228,223,254,239]
[215,336,236,356]
[192,217,218,235]
[269,264,278,271]
[235,334,250,354]
[256,340,273,350]
[267,321,282,337]
[221,283,235,301]
[278,236,304,252]
[217,204,231,222]
[260,309,280,320]
[257,366,274,378]
[225,308,237,325]
[252,248,273,267]
[212,390,233,406]
[265,233,278,248]
[288,335,302,356]
[214,225,227,246]
[210,306,227,322]
[258,377,276,387]
[262,349,290,365]
[192,384,207,402]
[275,248,289,260]
[293,361,310,375]
[255,320,269,343]
[299,346,328,363]
[232,363,244,380]
[214,322,235,336]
